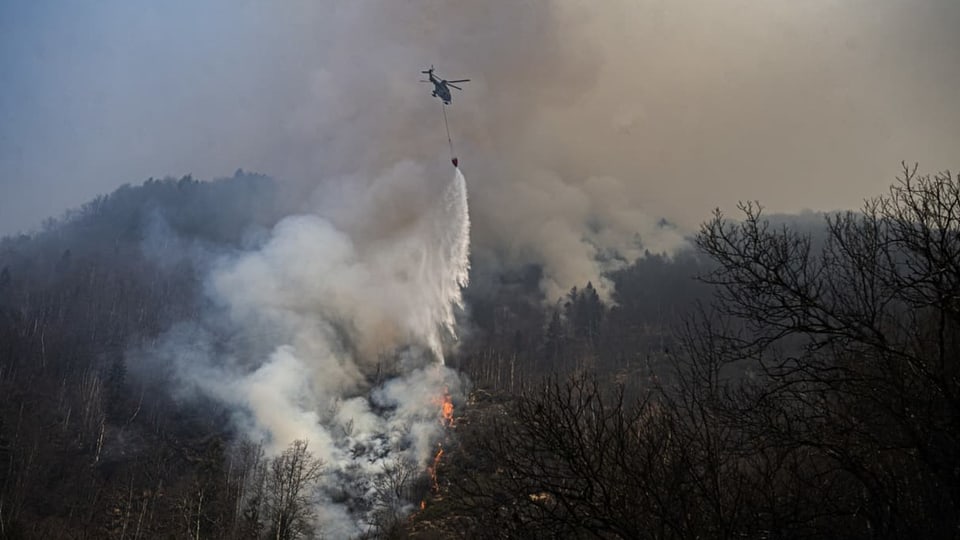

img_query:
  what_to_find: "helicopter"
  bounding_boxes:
[420,66,469,105]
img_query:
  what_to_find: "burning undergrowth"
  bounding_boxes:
[128,162,471,536]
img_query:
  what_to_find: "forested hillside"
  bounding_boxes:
[430,165,960,538]
[0,172,294,538]
[2,165,959,538]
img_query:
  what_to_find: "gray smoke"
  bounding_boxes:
[133,164,470,536]
[6,1,957,298]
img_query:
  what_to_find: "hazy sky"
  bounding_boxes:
[2,0,958,245]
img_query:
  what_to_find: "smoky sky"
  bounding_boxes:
[2,0,959,293]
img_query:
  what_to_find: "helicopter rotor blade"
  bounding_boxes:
[448,83,463,91]
[446,79,470,83]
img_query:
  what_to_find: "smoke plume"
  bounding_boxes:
[135,164,470,535]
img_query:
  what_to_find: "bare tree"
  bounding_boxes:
[263,440,324,540]
[451,376,696,539]
[369,457,426,538]
[692,163,960,537]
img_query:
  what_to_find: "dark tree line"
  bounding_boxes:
[457,251,715,395]
[427,164,960,538]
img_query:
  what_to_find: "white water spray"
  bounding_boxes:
[418,167,470,362]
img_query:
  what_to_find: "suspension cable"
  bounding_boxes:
[442,103,455,160]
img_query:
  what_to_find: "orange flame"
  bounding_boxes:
[427,443,444,492]
[433,388,455,428]
[420,387,455,511]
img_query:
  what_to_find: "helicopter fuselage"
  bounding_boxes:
[422,67,467,105]
[431,79,452,104]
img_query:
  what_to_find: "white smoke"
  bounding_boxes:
[136,162,470,536]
